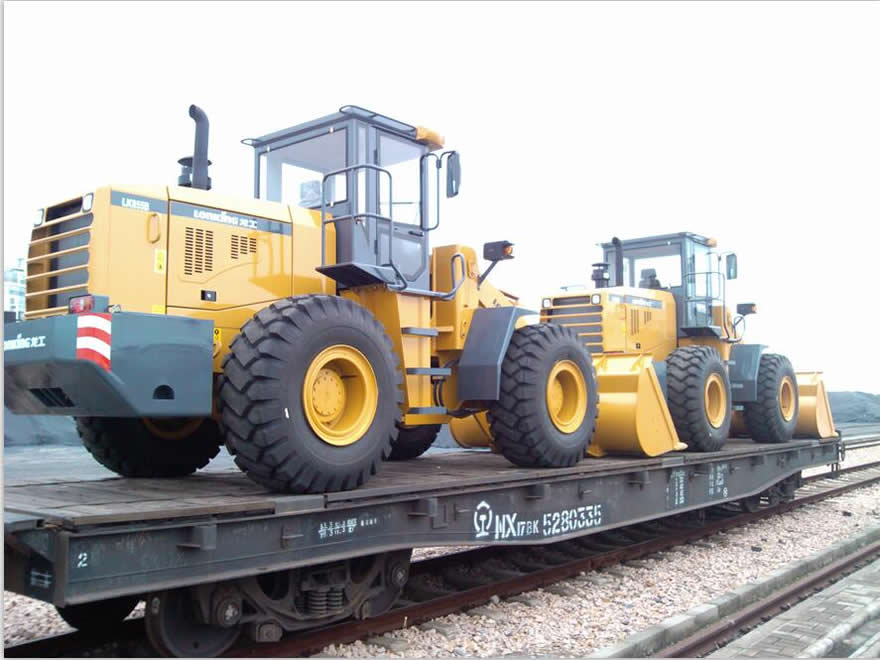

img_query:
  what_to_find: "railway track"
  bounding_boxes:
[8,452,880,659]
[656,538,880,658]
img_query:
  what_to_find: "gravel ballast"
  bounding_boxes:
[4,466,879,654]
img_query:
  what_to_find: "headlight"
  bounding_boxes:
[82,193,94,213]
[591,294,601,305]
[34,208,44,226]
[541,298,552,308]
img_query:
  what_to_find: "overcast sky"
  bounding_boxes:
[4,1,879,393]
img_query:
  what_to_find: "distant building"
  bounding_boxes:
[4,257,26,321]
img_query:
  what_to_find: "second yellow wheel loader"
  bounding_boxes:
[4,105,599,494]
[536,233,836,457]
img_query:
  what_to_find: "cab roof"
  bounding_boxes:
[243,105,439,150]
[599,232,713,249]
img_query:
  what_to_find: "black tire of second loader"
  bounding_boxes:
[665,345,732,452]
[489,324,599,468]
[744,353,799,443]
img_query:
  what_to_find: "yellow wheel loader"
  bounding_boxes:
[4,105,599,494]
[536,233,836,458]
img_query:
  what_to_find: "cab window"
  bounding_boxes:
[260,129,347,208]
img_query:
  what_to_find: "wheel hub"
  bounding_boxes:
[312,368,346,418]
[303,345,378,446]
[546,360,588,434]
[779,376,796,422]
[704,372,727,429]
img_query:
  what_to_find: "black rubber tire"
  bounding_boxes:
[744,353,798,443]
[56,595,140,631]
[388,423,440,460]
[488,324,598,468]
[75,417,221,477]
[218,295,402,494]
[665,345,732,452]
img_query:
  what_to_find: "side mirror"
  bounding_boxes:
[446,151,461,198]
[726,253,738,280]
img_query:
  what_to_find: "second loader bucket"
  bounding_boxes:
[794,371,837,439]
[449,411,495,449]
[588,353,687,458]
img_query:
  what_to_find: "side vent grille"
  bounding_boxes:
[184,227,214,276]
[630,309,639,335]
[230,235,257,259]
[30,387,75,408]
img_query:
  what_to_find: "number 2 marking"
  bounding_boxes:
[76,552,88,568]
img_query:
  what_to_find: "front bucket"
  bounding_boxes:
[449,411,495,449]
[588,353,687,458]
[794,371,837,438]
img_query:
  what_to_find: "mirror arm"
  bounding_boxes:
[477,259,500,288]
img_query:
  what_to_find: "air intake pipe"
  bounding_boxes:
[612,236,624,287]
[178,105,212,190]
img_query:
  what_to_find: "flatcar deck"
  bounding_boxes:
[5,438,841,608]
[5,440,833,529]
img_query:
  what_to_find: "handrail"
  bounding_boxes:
[684,263,740,342]
[320,164,395,271]
[419,151,458,232]
[391,252,466,300]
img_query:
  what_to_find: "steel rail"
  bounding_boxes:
[656,538,880,658]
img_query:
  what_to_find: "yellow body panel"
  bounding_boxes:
[541,287,677,360]
[794,372,837,439]
[26,184,336,372]
[341,287,434,414]
[587,353,686,457]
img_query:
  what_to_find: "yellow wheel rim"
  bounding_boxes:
[546,360,588,434]
[704,372,727,428]
[303,345,378,447]
[143,417,204,440]
[779,376,796,422]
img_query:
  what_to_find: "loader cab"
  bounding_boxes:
[602,232,731,338]
[243,105,458,291]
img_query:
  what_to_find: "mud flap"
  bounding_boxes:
[794,371,837,438]
[588,353,687,458]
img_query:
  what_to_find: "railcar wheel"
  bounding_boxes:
[145,589,241,658]
[489,324,598,468]
[387,423,440,460]
[218,295,402,494]
[744,353,799,443]
[665,346,732,452]
[76,417,221,477]
[55,595,139,631]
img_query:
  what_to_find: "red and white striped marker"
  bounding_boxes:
[76,313,112,371]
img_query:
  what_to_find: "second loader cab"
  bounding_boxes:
[244,105,461,294]
[602,232,741,341]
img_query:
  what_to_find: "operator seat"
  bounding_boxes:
[639,268,662,289]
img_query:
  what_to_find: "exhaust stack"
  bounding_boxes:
[612,236,624,287]
[178,105,212,190]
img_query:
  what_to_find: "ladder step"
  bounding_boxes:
[407,406,447,415]
[401,327,439,337]
[406,367,452,376]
